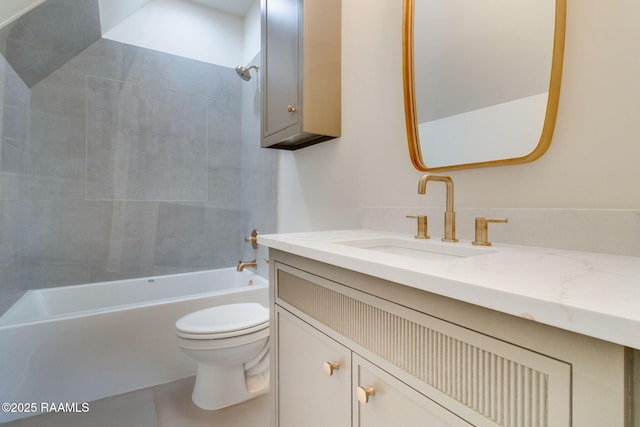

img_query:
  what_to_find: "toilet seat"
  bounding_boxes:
[176,303,269,340]
[176,322,269,340]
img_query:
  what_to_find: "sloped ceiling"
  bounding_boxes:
[0,0,101,87]
[0,0,255,88]
[0,0,48,28]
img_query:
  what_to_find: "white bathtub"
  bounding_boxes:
[0,268,268,423]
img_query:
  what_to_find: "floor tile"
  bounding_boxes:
[6,387,157,427]
[154,377,269,427]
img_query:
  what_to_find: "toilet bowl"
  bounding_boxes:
[175,303,270,410]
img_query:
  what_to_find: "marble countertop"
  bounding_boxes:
[259,229,640,350]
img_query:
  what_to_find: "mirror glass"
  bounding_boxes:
[403,0,565,171]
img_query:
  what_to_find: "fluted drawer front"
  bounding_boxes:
[276,266,571,427]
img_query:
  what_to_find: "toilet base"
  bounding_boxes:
[191,362,269,410]
[175,308,270,411]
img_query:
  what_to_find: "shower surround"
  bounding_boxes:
[0,33,277,314]
[30,38,245,285]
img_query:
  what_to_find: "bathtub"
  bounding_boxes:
[0,268,268,423]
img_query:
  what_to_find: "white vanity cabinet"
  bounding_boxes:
[269,249,631,427]
[261,0,341,149]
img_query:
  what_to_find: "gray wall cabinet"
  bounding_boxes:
[261,0,341,149]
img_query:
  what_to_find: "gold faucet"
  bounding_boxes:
[236,259,257,272]
[417,174,458,242]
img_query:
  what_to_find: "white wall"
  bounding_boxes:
[102,0,244,67]
[98,0,152,33]
[278,0,640,232]
[242,0,261,65]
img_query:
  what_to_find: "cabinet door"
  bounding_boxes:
[353,354,472,427]
[263,0,299,139]
[275,307,351,427]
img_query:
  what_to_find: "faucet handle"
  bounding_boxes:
[472,217,508,246]
[245,229,259,249]
[406,215,430,239]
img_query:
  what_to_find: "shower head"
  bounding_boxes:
[235,65,259,81]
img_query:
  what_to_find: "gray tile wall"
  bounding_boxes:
[86,77,208,201]
[0,56,31,314]
[25,38,276,290]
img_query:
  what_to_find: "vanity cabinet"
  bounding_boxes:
[261,0,341,149]
[270,250,631,427]
[275,307,469,427]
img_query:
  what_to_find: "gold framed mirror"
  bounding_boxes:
[403,0,566,171]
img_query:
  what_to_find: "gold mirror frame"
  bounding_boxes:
[403,0,566,172]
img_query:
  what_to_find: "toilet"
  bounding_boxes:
[175,303,270,410]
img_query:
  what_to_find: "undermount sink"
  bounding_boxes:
[335,237,495,262]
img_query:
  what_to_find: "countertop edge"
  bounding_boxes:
[259,230,640,350]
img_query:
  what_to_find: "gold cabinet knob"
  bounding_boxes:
[356,386,375,404]
[287,105,297,112]
[323,362,340,376]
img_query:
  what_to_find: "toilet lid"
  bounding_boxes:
[176,303,269,335]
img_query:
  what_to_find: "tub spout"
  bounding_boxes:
[237,260,257,272]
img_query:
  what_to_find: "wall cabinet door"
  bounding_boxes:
[353,354,472,427]
[261,0,341,149]
[262,0,299,140]
[275,307,351,427]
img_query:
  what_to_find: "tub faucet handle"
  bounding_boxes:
[245,229,259,249]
